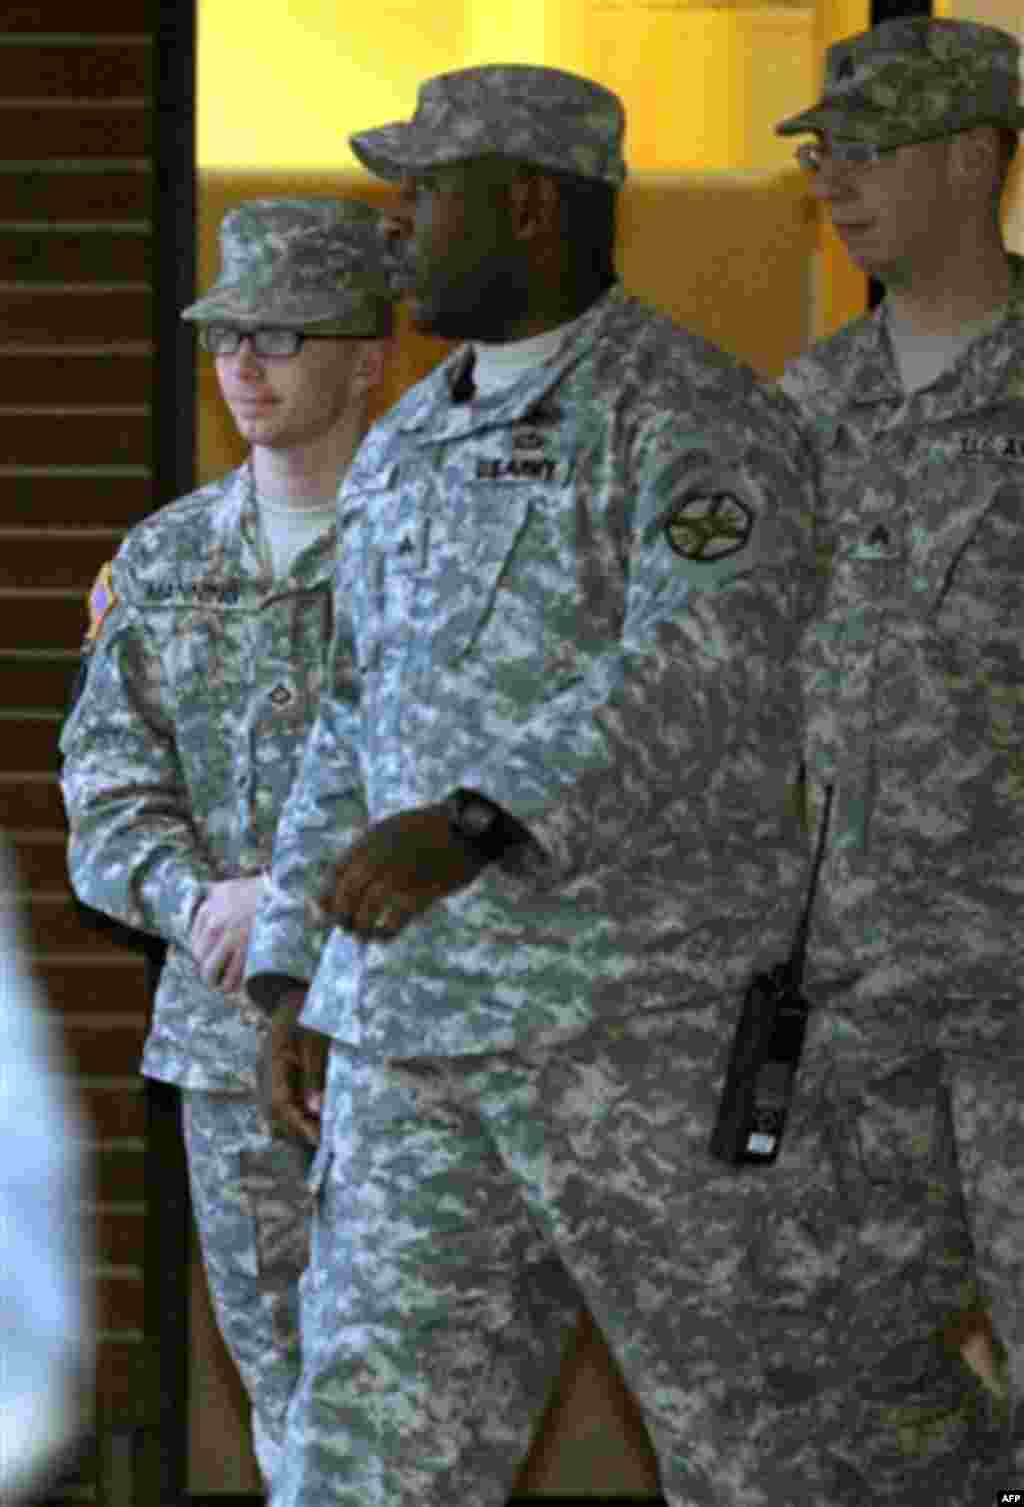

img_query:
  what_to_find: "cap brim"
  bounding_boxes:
[179,289,246,322]
[350,124,420,182]
[350,123,486,181]
[775,102,898,142]
[775,104,825,138]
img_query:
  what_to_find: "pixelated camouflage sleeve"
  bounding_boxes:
[244,635,367,1010]
[59,562,218,948]
[460,401,814,879]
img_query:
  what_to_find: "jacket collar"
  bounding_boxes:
[851,252,1024,412]
[397,284,627,443]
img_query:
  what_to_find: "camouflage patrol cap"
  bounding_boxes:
[776,17,1024,147]
[350,65,627,187]
[180,197,396,334]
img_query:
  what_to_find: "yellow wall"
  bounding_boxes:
[198,0,818,173]
[197,0,875,358]
[198,0,472,173]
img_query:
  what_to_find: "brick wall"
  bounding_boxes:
[0,0,157,1442]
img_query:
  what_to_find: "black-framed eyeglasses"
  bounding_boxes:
[199,324,343,358]
[794,139,888,174]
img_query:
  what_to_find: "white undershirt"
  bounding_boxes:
[254,490,336,579]
[252,318,587,572]
[887,305,1006,393]
[471,318,581,397]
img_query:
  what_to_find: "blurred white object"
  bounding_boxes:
[0,842,91,1499]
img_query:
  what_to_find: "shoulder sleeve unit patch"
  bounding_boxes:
[85,560,118,644]
[664,489,754,563]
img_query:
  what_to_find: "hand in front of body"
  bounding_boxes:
[322,803,487,940]
[190,875,265,994]
[259,990,329,1147]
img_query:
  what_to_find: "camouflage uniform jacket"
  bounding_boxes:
[782,255,1024,1054]
[60,465,337,1090]
[246,285,817,1058]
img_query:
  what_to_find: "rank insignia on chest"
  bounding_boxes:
[85,560,118,643]
[268,684,294,708]
[664,492,754,562]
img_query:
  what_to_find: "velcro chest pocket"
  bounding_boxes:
[422,492,535,664]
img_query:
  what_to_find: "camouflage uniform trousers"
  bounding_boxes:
[182,1090,313,1489]
[275,1004,1014,1507]
[946,1051,1024,1467]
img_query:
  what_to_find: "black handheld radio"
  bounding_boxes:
[709,782,834,1167]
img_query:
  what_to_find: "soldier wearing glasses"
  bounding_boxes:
[779,18,1024,1496]
[60,198,395,1490]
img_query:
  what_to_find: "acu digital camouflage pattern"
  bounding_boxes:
[181,197,396,333]
[60,465,336,1092]
[350,64,627,186]
[62,193,388,1494]
[782,259,1024,1050]
[182,1091,312,1488]
[245,284,816,1056]
[278,1012,1011,1507]
[245,284,824,1502]
[781,253,1024,1484]
[776,16,1024,148]
[60,463,336,1487]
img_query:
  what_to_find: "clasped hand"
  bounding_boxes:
[190,875,265,993]
[259,990,329,1146]
[321,802,487,940]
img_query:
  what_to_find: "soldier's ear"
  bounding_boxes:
[507,171,560,243]
[949,127,1000,197]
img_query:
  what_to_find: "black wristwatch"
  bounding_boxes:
[445,788,531,864]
